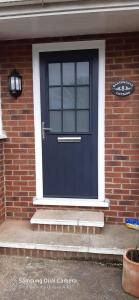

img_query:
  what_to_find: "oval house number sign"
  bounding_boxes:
[112,80,134,97]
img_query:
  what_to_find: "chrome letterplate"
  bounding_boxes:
[57,137,81,143]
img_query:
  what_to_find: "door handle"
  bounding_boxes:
[42,122,52,140]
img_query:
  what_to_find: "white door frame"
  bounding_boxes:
[32,40,109,207]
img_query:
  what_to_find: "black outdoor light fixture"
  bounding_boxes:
[8,69,22,98]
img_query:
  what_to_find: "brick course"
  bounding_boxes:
[0,247,122,263]
[0,32,139,224]
[32,224,102,234]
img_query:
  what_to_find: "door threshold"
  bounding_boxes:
[33,197,109,207]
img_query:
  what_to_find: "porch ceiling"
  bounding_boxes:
[0,2,139,39]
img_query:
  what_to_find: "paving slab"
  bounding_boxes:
[0,220,138,255]
[90,224,139,250]
[0,256,136,300]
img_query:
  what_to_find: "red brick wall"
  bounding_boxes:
[0,32,139,224]
[105,35,139,223]
[0,41,36,220]
[0,141,5,223]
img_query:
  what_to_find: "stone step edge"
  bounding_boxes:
[30,218,104,228]
[0,242,123,256]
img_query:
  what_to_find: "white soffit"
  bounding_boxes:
[0,1,139,38]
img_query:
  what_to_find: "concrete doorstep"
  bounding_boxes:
[0,219,138,263]
[30,210,104,234]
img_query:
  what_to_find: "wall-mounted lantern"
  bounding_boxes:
[8,69,22,98]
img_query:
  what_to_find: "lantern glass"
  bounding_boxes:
[9,69,22,98]
[16,77,22,91]
[11,77,15,90]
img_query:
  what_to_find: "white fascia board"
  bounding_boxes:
[0,0,78,4]
[1,1,139,19]
[0,0,38,6]
[1,0,139,8]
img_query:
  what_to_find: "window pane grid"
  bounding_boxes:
[77,62,89,85]
[48,61,90,133]
[63,87,75,109]
[48,63,61,86]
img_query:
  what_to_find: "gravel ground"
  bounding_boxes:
[0,256,137,300]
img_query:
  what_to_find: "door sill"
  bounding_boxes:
[33,197,109,207]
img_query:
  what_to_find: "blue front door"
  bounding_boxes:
[40,50,98,198]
